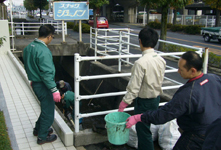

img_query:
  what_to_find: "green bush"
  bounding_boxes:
[167,23,173,29]
[183,25,203,35]
[73,23,91,33]
[162,44,221,68]
[170,24,184,32]
[147,21,161,29]
[67,22,75,29]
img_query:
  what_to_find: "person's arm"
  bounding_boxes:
[118,62,144,111]
[126,89,190,128]
[141,96,189,124]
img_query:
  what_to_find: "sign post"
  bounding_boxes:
[53,2,89,42]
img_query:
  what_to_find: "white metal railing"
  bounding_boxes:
[135,14,218,27]
[8,21,67,36]
[73,28,208,133]
[90,28,205,72]
[8,20,67,51]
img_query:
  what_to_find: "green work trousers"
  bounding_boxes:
[32,82,55,140]
[134,96,160,150]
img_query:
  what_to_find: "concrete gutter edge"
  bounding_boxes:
[7,50,74,147]
[0,83,19,150]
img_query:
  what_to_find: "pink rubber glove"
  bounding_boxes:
[52,91,61,102]
[126,114,142,128]
[118,101,129,112]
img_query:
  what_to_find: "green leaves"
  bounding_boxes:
[33,0,48,9]
[24,0,38,11]
[0,36,6,48]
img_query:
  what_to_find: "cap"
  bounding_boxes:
[59,80,65,88]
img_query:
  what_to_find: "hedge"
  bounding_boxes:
[148,21,204,35]
[67,22,75,29]
[73,23,91,33]
[162,44,221,68]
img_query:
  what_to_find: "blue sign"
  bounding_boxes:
[89,9,93,16]
[53,2,89,20]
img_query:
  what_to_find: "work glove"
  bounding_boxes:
[118,101,128,112]
[126,114,142,128]
[52,91,61,102]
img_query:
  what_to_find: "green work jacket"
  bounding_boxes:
[23,38,56,91]
[64,91,75,108]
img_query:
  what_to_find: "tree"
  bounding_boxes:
[33,0,48,18]
[139,0,156,24]
[0,0,6,3]
[24,0,38,15]
[157,0,193,42]
[203,0,221,27]
[88,0,109,28]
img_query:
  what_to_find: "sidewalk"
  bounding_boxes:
[0,53,76,150]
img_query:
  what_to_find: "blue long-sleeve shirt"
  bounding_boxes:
[141,73,221,134]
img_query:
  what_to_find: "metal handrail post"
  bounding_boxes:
[22,22,24,35]
[127,29,130,63]
[10,0,15,52]
[105,30,107,53]
[65,22,67,35]
[95,28,98,61]
[203,48,209,74]
[90,27,92,48]
[74,53,80,133]
[118,31,122,72]
[206,16,208,27]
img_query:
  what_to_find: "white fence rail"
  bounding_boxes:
[9,21,67,36]
[73,28,208,133]
[132,14,219,27]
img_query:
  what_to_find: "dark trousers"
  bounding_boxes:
[32,82,55,140]
[134,96,160,150]
[173,131,205,150]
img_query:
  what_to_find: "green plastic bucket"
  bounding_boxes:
[104,112,131,145]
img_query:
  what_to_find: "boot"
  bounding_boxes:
[37,134,57,145]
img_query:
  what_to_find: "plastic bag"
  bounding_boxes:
[158,119,181,150]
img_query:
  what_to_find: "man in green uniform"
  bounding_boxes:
[23,24,61,145]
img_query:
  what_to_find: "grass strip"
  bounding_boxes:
[0,110,12,150]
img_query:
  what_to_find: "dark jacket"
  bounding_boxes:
[202,116,221,150]
[141,73,221,134]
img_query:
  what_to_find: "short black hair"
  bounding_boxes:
[38,24,55,38]
[181,51,203,71]
[138,27,159,48]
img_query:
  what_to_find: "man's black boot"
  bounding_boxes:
[37,134,57,145]
[33,128,53,136]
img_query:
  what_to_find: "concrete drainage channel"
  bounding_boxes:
[8,51,109,147]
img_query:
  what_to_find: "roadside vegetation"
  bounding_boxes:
[0,110,12,150]
[162,44,221,68]
[147,20,221,68]
[147,20,203,35]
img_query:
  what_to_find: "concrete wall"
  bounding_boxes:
[0,20,10,54]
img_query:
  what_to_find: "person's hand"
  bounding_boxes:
[126,114,142,128]
[53,91,61,102]
[118,101,128,112]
